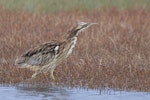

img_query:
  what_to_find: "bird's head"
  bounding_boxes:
[75,22,97,32]
[67,22,97,39]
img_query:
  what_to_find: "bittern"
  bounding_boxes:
[15,22,97,80]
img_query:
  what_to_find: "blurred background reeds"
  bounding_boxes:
[0,0,150,92]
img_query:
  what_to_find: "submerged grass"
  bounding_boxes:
[0,0,150,12]
[0,8,150,92]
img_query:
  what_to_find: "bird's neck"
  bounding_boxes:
[65,36,77,56]
[65,35,78,46]
[67,27,80,39]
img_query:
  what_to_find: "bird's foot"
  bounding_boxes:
[50,72,55,80]
[50,74,55,80]
[31,73,37,79]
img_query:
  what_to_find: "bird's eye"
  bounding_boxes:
[83,24,88,28]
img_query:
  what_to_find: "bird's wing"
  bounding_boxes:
[16,41,60,67]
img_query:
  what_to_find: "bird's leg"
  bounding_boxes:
[43,72,50,82]
[50,69,55,80]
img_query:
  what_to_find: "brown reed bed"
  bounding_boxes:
[0,8,150,92]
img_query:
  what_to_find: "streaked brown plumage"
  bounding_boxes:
[15,22,97,80]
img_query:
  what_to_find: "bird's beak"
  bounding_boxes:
[88,22,98,26]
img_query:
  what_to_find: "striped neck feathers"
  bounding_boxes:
[66,37,77,56]
[67,27,80,39]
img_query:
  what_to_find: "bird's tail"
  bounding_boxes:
[15,57,28,68]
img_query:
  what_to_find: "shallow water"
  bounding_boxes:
[0,84,149,100]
